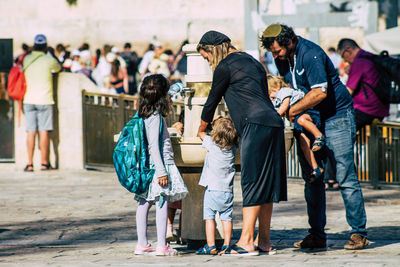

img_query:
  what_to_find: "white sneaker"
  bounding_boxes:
[155,245,178,256]
[134,244,155,255]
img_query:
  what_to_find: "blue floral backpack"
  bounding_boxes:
[113,112,162,194]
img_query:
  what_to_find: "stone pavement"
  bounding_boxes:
[0,168,399,266]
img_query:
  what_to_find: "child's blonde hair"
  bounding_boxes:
[210,117,238,149]
[267,74,291,95]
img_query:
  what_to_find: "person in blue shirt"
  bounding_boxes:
[261,24,369,250]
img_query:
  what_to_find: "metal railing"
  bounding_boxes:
[367,120,400,187]
[82,90,400,186]
[82,90,183,167]
[288,120,400,187]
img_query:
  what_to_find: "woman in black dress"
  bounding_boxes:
[197,31,287,255]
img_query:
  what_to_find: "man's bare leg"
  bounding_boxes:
[39,130,49,167]
[26,131,36,170]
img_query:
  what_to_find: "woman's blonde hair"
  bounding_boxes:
[210,117,238,149]
[196,42,236,71]
[267,74,291,95]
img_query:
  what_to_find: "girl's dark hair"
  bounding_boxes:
[138,74,170,118]
[261,24,297,51]
[111,59,120,77]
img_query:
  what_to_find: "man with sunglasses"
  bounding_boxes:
[261,24,369,250]
[337,38,389,130]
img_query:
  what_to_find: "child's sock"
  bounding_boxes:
[156,196,168,247]
[136,198,151,246]
[167,223,173,237]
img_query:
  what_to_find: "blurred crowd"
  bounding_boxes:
[14,39,189,96]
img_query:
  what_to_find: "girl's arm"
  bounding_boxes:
[144,115,168,186]
[277,97,290,116]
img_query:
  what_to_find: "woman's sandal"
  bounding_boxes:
[218,245,231,255]
[257,246,277,255]
[24,164,34,172]
[41,163,52,170]
[196,244,218,255]
[312,136,326,152]
[223,244,259,256]
[310,167,324,183]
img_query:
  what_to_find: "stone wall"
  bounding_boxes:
[0,0,244,55]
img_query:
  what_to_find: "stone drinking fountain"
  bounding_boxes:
[169,44,294,244]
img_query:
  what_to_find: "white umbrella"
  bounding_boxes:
[363,27,400,55]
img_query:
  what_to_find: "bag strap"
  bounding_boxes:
[359,81,371,100]
[23,54,45,72]
[157,113,166,207]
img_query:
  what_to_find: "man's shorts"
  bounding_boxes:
[203,189,233,221]
[24,104,54,131]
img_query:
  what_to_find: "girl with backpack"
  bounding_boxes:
[134,74,188,256]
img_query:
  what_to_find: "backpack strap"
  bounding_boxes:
[359,80,371,100]
[23,54,44,72]
[157,113,166,207]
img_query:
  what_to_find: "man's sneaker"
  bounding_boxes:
[344,234,369,250]
[293,234,327,249]
[134,244,155,255]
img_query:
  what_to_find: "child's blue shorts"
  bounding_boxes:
[203,189,233,221]
[293,109,321,133]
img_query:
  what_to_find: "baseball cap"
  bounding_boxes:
[34,34,47,45]
[111,46,120,53]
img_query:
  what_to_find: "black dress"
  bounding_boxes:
[201,52,287,206]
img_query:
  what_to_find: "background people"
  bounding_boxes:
[23,34,61,171]
[120,42,139,95]
[337,38,390,131]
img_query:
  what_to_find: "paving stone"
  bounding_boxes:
[0,170,399,266]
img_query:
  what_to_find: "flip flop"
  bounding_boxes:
[218,245,231,255]
[223,244,259,256]
[258,247,277,255]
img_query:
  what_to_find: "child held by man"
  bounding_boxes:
[134,74,188,256]
[197,117,239,255]
[268,75,325,182]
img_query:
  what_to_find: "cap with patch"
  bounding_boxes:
[199,30,231,46]
[34,34,47,45]
[262,24,282,38]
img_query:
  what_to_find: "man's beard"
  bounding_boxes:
[282,46,294,60]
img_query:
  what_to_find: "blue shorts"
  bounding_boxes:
[203,189,233,221]
[294,109,321,133]
[24,104,53,131]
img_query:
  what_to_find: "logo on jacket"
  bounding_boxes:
[296,68,305,75]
